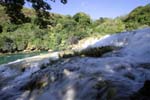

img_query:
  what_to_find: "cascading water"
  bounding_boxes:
[0,28,150,100]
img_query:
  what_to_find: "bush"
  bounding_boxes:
[0,36,16,53]
[67,36,80,45]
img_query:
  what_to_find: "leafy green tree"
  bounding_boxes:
[95,17,110,25]
[0,36,16,53]
[73,12,91,25]
[0,0,67,26]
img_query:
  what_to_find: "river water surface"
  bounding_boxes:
[0,28,150,100]
[0,51,48,65]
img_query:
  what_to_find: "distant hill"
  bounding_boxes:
[124,4,150,29]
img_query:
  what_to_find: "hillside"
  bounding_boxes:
[0,4,150,54]
[124,4,150,29]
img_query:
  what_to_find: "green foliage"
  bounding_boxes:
[93,18,125,34]
[0,0,67,27]
[73,12,91,25]
[0,4,150,53]
[0,36,16,53]
[124,4,150,30]
[2,0,28,24]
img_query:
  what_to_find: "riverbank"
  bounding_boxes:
[0,51,48,65]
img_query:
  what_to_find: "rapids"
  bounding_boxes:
[0,28,150,100]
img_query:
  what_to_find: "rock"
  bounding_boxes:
[20,74,49,91]
[63,69,72,76]
[80,46,118,57]
[140,80,150,96]
[23,49,31,53]
[59,50,76,58]
[139,63,150,69]
[71,37,100,51]
[131,80,150,100]
[48,49,53,52]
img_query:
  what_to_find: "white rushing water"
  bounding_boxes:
[0,28,150,100]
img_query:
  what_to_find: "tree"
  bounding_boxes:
[73,12,91,25]
[0,0,67,26]
[94,18,125,34]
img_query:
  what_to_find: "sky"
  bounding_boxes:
[25,0,149,20]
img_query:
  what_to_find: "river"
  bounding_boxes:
[0,51,48,65]
[0,28,150,100]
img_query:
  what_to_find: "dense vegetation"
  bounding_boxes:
[124,4,150,30]
[0,4,150,53]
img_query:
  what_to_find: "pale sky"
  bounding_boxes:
[25,0,149,19]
